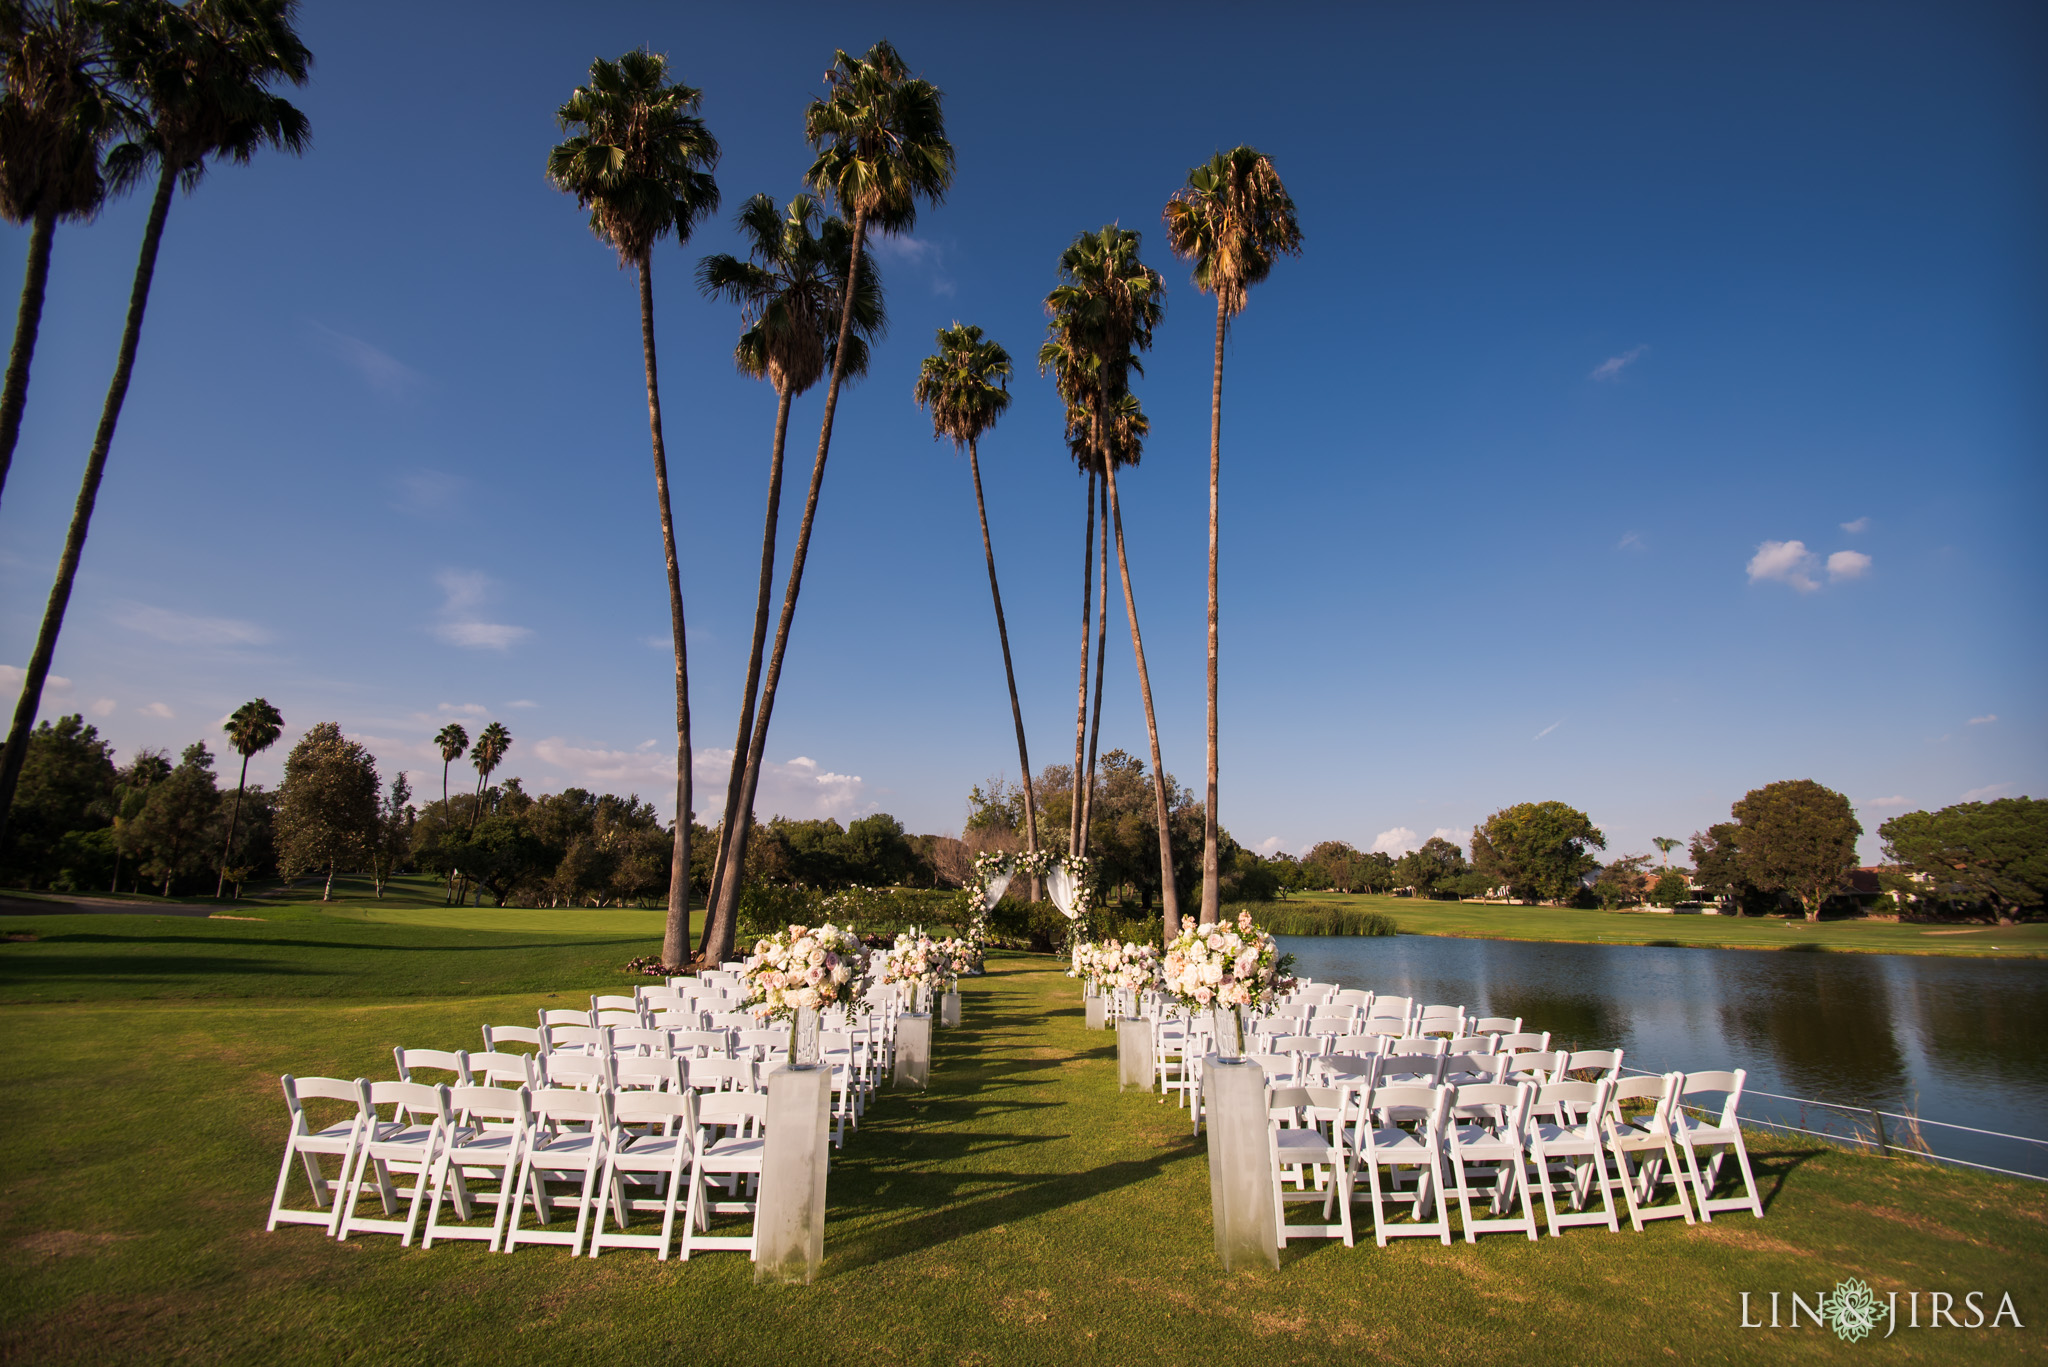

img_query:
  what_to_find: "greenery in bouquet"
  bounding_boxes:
[741,922,869,1022]
[1162,910,1295,1013]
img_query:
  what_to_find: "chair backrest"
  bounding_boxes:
[665,1029,730,1058]
[1472,1016,1521,1035]
[1496,1031,1551,1054]
[1331,989,1373,1009]
[538,1052,614,1090]
[1608,1072,1679,1134]
[543,1024,608,1055]
[281,1074,367,1123]
[651,1009,708,1031]
[539,1008,594,1029]
[469,1051,536,1089]
[482,1024,543,1054]
[1447,1081,1531,1136]
[592,994,640,1013]
[1362,1019,1408,1039]
[698,1091,769,1134]
[529,1086,610,1127]
[393,1047,471,1086]
[1305,1017,1352,1036]
[1442,1052,1506,1085]
[734,1028,786,1059]
[1504,1049,1564,1082]
[1271,1035,1323,1056]
[1680,1069,1746,1126]
[1387,1037,1447,1058]
[1362,1083,1446,1140]
[1267,1085,1314,1123]
[1536,1079,1613,1131]
[607,1026,671,1057]
[614,1054,688,1093]
[1416,1005,1463,1028]
[689,1057,758,1093]
[1378,1053,1444,1086]
[1444,1036,1494,1055]
[594,1009,644,1030]
[1560,1049,1624,1081]
[614,1085,694,1132]
[366,1079,449,1123]
[448,1083,530,1129]
[706,1012,755,1031]
[1372,995,1414,1018]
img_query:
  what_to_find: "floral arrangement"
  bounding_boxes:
[883,926,955,1003]
[740,922,868,1022]
[1162,911,1295,1014]
[934,935,976,981]
[1046,852,1094,921]
[1097,938,1161,994]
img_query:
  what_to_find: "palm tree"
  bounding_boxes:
[214,695,281,898]
[703,39,952,965]
[0,0,134,510]
[695,192,881,924]
[1653,836,1680,868]
[1041,225,1175,938]
[433,722,468,808]
[0,0,309,851]
[915,323,1040,893]
[1076,391,1146,856]
[548,48,718,969]
[1163,147,1302,924]
[466,721,510,835]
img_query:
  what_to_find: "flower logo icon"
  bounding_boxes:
[1824,1277,1882,1343]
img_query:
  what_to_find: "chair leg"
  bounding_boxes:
[1729,1132,1764,1218]
[1680,1137,1714,1222]
[267,1142,303,1233]
[1453,1151,1478,1244]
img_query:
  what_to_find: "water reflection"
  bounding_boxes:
[1279,934,2048,1177]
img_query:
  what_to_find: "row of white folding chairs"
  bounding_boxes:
[1261,1068,1763,1251]
[266,1074,772,1259]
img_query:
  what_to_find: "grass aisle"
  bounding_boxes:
[1,939,2042,1363]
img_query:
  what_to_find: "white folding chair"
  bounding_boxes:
[665,1028,730,1059]
[468,1051,536,1091]
[688,1057,758,1095]
[1444,1081,1539,1242]
[1603,1073,1695,1230]
[1269,1086,1353,1248]
[422,1084,531,1251]
[542,1024,609,1057]
[539,1008,595,1032]
[1415,1006,1465,1038]
[681,1092,769,1259]
[266,1076,369,1235]
[1527,1079,1620,1236]
[592,993,643,1016]
[336,1081,450,1245]
[505,1088,611,1256]
[1472,1016,1522,1036]
[1496,1031,1551,1055]
[733,1028,784,1063]
[607,1026,672,1059]
[1351,1083,1453,1246]
[589,1086,697,1259]
[482,1024,543,1054]
[653,1011,712,1036]
[594,1009,644,1031]
[1442,1051,1507,1088]
[1673,1070,1764,1220]
[538,1052,615,1093]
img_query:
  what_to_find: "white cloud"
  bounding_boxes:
[1840,516,1870,534]
[437,702,488,717]
[1747,539,1820,592]
[529,739,869,822]
[310,322,424,396]
[1254,836,1289,856]
[1858,795,1910,809]
[1371,826,1420,856]
[431,570,530,651]
[1533,720,1561,741]
[140,702,175,719]
[506,699,539,710]
[1589,344,1648,381]
[1960,782,2014,803]
[1967,714,1998,726]
[111,602,268,645]
[89,698,116,718]
[1826,549,1872,582]
[1430,827,1473,851]
[866,233,956,296]
[1616,531,1644,552]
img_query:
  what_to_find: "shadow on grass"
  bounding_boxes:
[1751,1145,1826,1212]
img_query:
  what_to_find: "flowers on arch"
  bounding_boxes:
[1162,910,1295,1013]
[1047,852,1094,921]
[883,925,955,997]
[741,922,868,1023]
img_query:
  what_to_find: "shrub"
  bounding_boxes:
[1240,903,1396,937]
[1649,870,1689,908]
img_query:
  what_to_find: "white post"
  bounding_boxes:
[1084,988,1107,1031]
[1117,1017,1153,1090]
[940,990,961,1028]
[1204,1055,1278,1270]
[753,1062,831,1285]
[894,1013,932,1091]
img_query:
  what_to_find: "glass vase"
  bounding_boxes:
[788,1005,821,1069]
[1211,1005,1246,1062]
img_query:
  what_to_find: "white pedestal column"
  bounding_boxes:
[1084,991,1107,1031]
[1204,1055,1278,1271]
[1117,1018,1153,1090]
[940,991,961,1028]
[893,1013,932,1091]
[753,1063,831,1285]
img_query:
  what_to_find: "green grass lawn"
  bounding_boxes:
[2,902,2043,1363]
[1268,893,2048,958]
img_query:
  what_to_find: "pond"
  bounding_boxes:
[1278,933,2048,1179]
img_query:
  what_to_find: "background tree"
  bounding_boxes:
[548,46,719,969]
[274,721,378,902]
[705,39,952,966]
[1471,800,1606,904]
[466,720,510,834]
[1880,796,2045,923]
[1162,145,1302,925]
[1070,390,1145,857]
[215,695,281,897]
[0,712,113,887]
[1689,822,1767,915]
[1301,839,1368,892]
[123,740,218,895]
[915,322,1042,895]
[368,770,410,898]
[214,781,273,897]
[1592,853,1653,909]
[0,0,309,848]
[0,0,133,508]
[696,191,881,917]
[107,746,167,892]
[1650,835,1680,867]
[1041,224,1176,939]
[433,722,467,808]
[1729,778,1861,922]
[1396,835,1468,898]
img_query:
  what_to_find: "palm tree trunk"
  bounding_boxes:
[704,205,869,965]
[323,861,334,903]
[637,257,694,970]
[216,751,250,899]
[970,436,1039,897]
[1081,469,1110,853]
[1101,442,1181,941]
[1067,468,1095,855]
[1199,297,1226,924]
[0,206,57,512]
[700,386,792,956]
[0,166,176,844]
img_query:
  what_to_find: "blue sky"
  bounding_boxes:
[2,1,2042,864]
